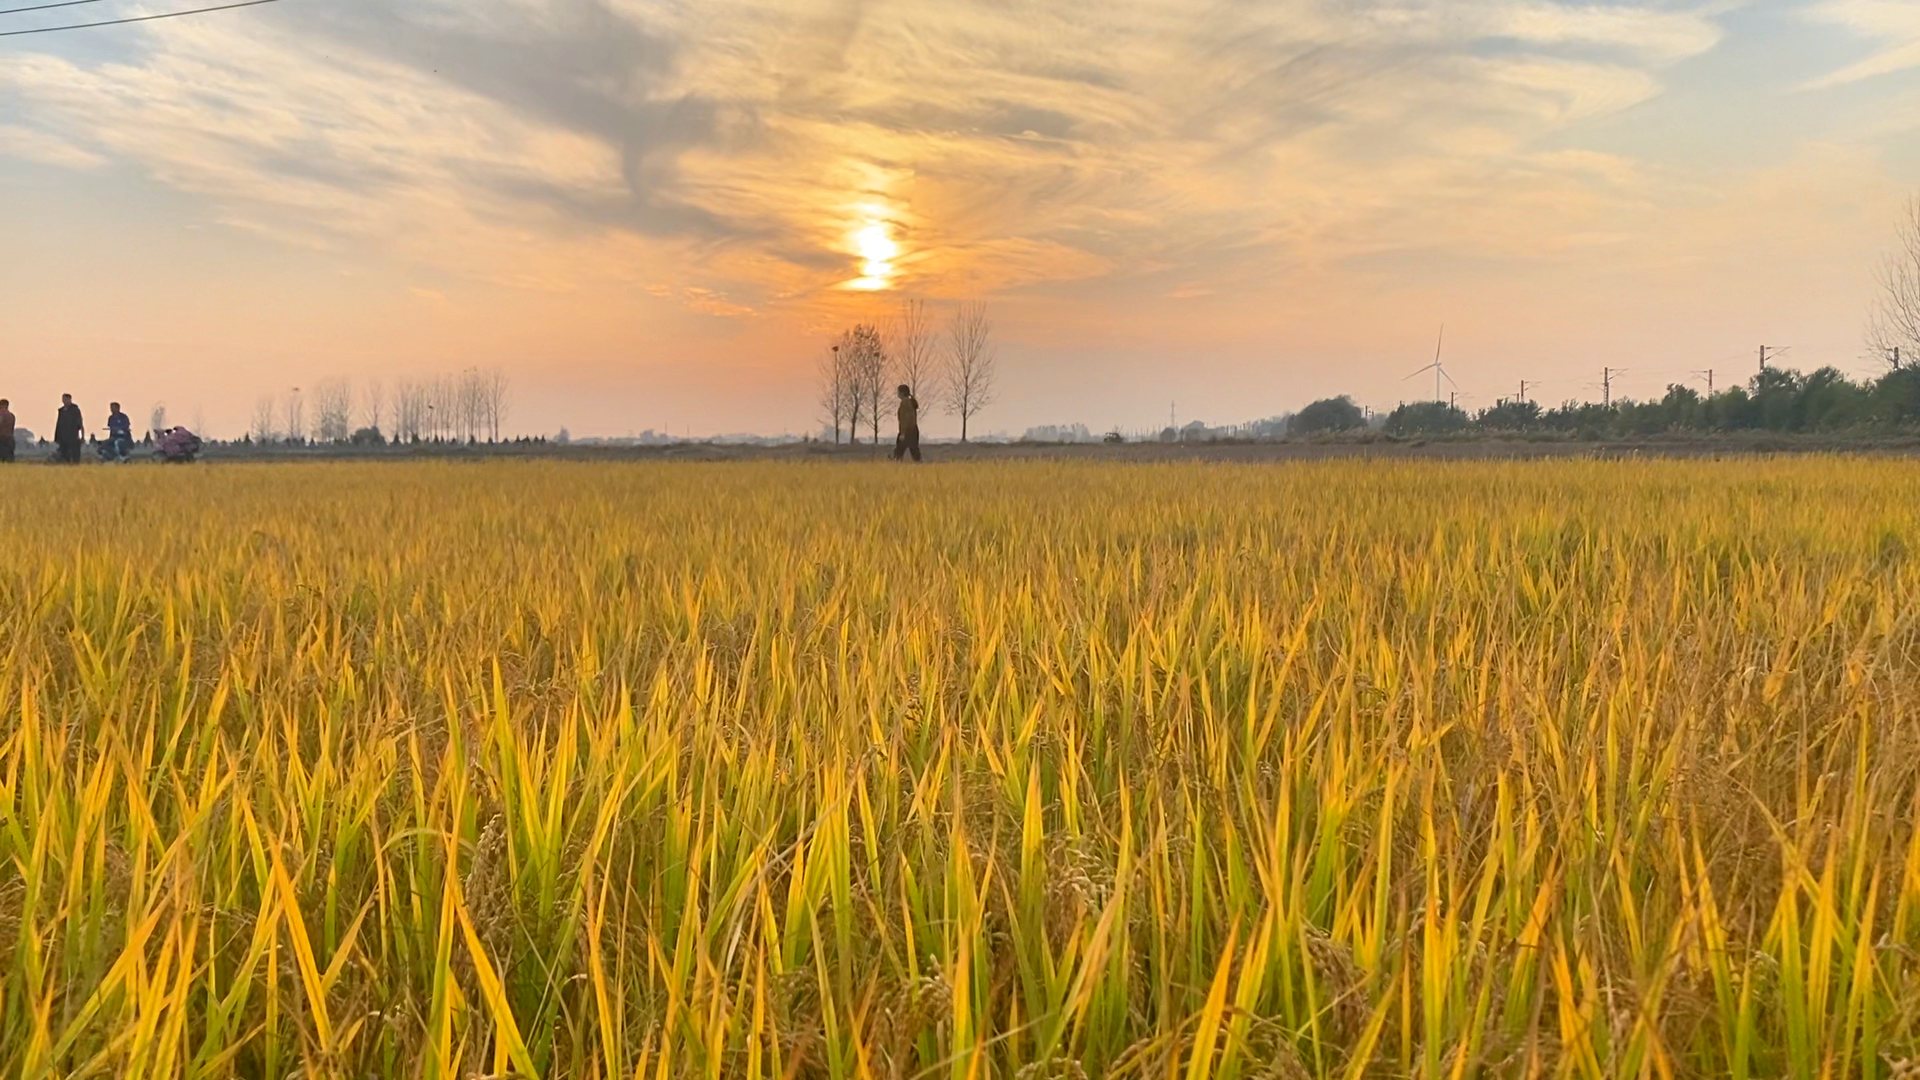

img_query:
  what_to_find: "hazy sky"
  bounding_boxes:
[4,0,1919,439]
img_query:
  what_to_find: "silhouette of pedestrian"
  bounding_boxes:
[0,398,15,463]
[54,394,83,464]
[891,384,921,462]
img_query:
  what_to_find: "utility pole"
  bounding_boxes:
[1892,346,1903,370]
[1449,390,1457,412]
[1759,345,1771,372]
[1602,367,1614,407]
[1517,379,1532,404]
[1696,368,1713,395]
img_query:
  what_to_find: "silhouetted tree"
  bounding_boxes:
[818,344,851,443]
[361,377,385,434]
[1386,401,1468,436]
[1868,195,1920,365]
[283,387,305,443]
[1476,400,1541,431]
[1796,367,1868,430]
[889,298,941,415]
[835,324,887,446]
[251,396,278,442]
[313,378,353,442]
[1874,367,1920,425]
[943,302,997,442]
[1291,395,1365,435]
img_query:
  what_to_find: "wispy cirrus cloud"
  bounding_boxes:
[0,123,107,169]
[1802,0,1920,88]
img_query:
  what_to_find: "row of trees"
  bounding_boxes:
[818,299,998,443]
[1289,363,1920,439]
[250,369,510,444]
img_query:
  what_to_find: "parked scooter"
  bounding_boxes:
[94,432,135,463]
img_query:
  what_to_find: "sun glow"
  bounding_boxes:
[848,219,899,290]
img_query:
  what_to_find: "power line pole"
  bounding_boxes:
[1692,368,1714,395]
[1602,367,1614,407]
[1892,346,1903,370]
[1517,379,1532,403]
[1759,345,1771,372]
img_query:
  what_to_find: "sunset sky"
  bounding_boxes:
[4,0,1919,439]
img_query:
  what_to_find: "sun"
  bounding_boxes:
[847,219,899,291]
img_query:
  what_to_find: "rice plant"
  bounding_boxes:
[2,459,1918,1079]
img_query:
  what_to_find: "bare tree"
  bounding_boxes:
[427,375,454,440]
[943,301,997,442]
[362,377,386,435]
[391,381,414,441]
[252,396,278,442]
[818,344,850,443]
[888,298,941,416]
[397,380,428,442]
[314,378,353,442]
[1869,195,1920,366]
[834,334,866,444]
[839,322,888,445]
[283,387,306,443]
[449,372,476,442]
[148,403,167,439]
[480,368,510,441]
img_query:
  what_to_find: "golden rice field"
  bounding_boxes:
[3,459,1920,1080]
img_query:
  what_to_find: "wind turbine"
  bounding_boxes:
[1404,325,1457,403]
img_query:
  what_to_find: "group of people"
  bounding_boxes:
[0,394,140,464]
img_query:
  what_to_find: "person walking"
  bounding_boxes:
[0,398,15,463]
[891,383,922,462]
[54,393,83,464]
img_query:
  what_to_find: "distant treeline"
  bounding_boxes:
[1299,365,1920,439]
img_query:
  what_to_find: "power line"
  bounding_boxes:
[0,0,281,37]
[0,0,105,15]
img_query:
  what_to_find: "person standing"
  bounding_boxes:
[0,398,15,463]
[54,393,83,464]
[891,383,922,462]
